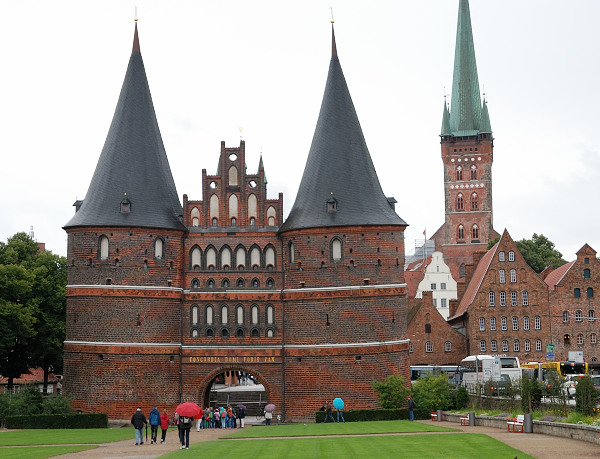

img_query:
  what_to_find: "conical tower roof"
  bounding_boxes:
[65,23,185,231]
[445,0,491,137]
[279,26,406,233]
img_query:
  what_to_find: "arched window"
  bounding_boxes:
[510,269,517,283]
[205,247,217,270]
[499,269,505,284]
[236,305,244,325]
[222,278,230,288]
[536,339,542,351]
[247,194,257,224]
[210,194,219,223]
[99,236,109,260]
[513,340,520,352]
[522,290,529,305]
[524,339,531,352]
[191,328,199,338]
[574,288,581,298]
[523,316,530,330]
[470,164,477,180]
[251,278,260,288]
[221,305,228,324]
[228,166,238,186]
[471,193,478,210]
[266,329,274,338]
[584,268,591,279]
[250,247,261,269]
[331,238,342,261]
[489,291,495,306]
[472,224,479,240]
[191,305,199,325]
[236,246,246,270]
[206,305,214,325]
[191,246,201,270]
[588,287,594,298]
[154,238,164,259]
[456,193,464,210]
[577,334,584,345]
[207,278,215,288]
[491,340,497,352]
[457,225,464,240]
[221,246,232,270]
[267,206,276,226]
[512,316,519,330]
[251,305,259,324]
[456,166,463,181]
[266,278,274,288]
[266,305,274,324]
[191,278,199,289]
[289,240,295,264]
[251,328,259,338]
[191,207,200,227]
[534,316,541,330]
[265,246,275,269]
[480,341,486,353]
[229,194,238,221]
[502,340,508,352]
[236,328,244,338]
[237,278,244,288]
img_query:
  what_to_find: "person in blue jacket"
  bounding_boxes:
[149,406,161,444]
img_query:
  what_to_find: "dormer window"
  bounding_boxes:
[327,194,338,213]
[120,194,131,213]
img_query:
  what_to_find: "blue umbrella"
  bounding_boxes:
[333,398,344,409]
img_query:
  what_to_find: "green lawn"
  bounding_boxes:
[225,420,457,438]
[0,445,97,459]
[161,433,534,458]
[0,428,135,446]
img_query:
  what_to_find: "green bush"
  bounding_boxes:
[575,376,598,416]
[0,388,73,425]
[411,374,454,414]
[371,374,410,409]
[315,408,410,423]
[454,386,469,409]
[521,373,543,413]
[5,413,108,429]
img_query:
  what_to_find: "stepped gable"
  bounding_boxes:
[279,25,407,233]
[64,23,185,231]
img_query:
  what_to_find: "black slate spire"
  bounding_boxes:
[279,25,406,233]
[64,22,185,231]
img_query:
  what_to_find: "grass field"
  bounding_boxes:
[0,428,134,446]
[0,445,97,459]
[161,433,534,458]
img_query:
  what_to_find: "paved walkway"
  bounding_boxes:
[47,420,600,458]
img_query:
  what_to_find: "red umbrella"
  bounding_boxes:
[176,402,202,417]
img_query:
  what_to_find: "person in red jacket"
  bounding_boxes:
[160,410,170,444]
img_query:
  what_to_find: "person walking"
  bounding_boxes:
[407,395,416,421]
[336,407,345,423]
[131,407,147,445]
[160,410,169,444]
[148,406,160,444]
[173,411,181,445]
[323,401,335,423]
[180,414,193,449]
[264,408,273,426]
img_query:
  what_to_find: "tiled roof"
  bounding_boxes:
[64,23,185,232]
[544,260,575,290]
[279,26,407,233]
[449,241,498,320]
[0,368,59,384]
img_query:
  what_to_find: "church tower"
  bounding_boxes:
[434,0,498,279]
[279,25,410,417]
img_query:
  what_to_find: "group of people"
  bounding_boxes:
[130,406,170,446]
[321,400,345,423]
[194,405,246,430]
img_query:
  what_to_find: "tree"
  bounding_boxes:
[575,376,598,416]
[371,374,411,409]
[487,233,566,273]
[0,233,67,392]
[411,374,454,413]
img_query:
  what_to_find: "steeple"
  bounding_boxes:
[445,0,491,137]
[65,22,184,231]
[280,25,406,233]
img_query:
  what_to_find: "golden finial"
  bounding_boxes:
[134,6,138,22]
[330,6,335,23]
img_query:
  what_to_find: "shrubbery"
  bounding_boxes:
[315,408,409,423]
[0,387,73,425]
[5,413,108,429]
[575,376,598,416]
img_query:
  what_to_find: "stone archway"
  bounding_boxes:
[197,366,273,417]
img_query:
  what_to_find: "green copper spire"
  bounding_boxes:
[480,96,492,133]
[441,98,451,135]
[446,0,491,136]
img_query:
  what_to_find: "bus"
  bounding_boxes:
[521,361,588,382]
[410,365,460,387]
[459,355,521,392]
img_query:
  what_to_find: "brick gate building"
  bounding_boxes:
[63,22,409,421]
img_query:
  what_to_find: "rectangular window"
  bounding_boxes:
[491,340,497,352]
[489,292,495,306]
[490,317,496,331]
[499,269,506,284]
[499,251,505,262]
[512,316,519,331]
[441,298,447,308]
[524,340,531,352]
[433,298,437,307]
[524,316,530,330]
[431,283,437,290]
[501,317,507,331]
[513,340,520,352]
[522,290,529,306]
[440,283,447,290]
[426,342,433,353]
[510,269,517,283]
[511,291,517,306]
[480,341,486,353]
[508,251,515,262]
[500,291,506,306]
[536,340,542,351]
[445,341,452,352]
[479,317,485,331]
[534,316,541,330]
[502,340,509,352]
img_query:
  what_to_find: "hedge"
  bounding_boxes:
[5,413,108,429]
[315,408,413,423]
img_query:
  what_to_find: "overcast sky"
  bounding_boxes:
[1,0,599,262]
